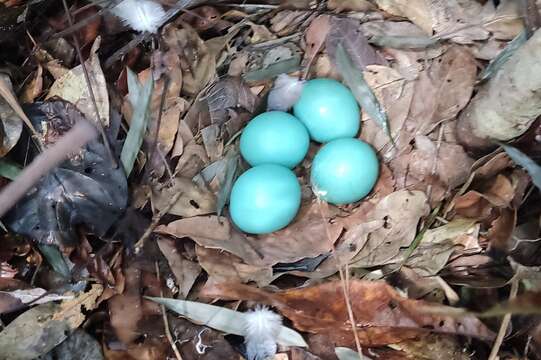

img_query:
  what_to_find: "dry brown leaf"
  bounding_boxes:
[487,207,517,255]
[203,280,495,347]
[108,267,143,344]
[390,135,475,202]
[157,237,201,298]
[196,246,274,287]
[155,216,263,266]
[174,141,209,177]
[375,0,489,43]
[270,10,314,36]
[162,23,216,96]
[391,334,470,360]
[20,65,43,104]
[327,17,387,71]
[305,190,428,279]
[328,0,374,12]
[303,15,331,71]
[46,37,109,126]
[152,177,216,217]
[0,87,23,157]
[483,0,524,40]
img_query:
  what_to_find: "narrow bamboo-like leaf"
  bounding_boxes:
[120,71,153,176]
[0,159,22,180]
[126,68,141,106]
[479,30,527,82]
[500,143,541,191]
[216,147,239,216]
[146,296,308,347]
[335,43,393,144]
[38,244,70,278]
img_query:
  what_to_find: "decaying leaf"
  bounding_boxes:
[0,284,102,360]
[5,101,127,247]
[46,37,110,126]
[203,280,494,347]
[152,177,216,217]
[303,15,331,71]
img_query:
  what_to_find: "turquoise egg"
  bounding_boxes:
[293,78,360,143]
[230,164,301,234]
[240,111,310,168]
[311,138,379,205]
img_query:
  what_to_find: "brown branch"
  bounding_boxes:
[0,120,98,218]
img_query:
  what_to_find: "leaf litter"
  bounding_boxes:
[0,1,541,359]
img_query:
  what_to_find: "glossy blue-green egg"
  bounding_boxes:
[311,138,379,205]
[240,111,309,168]
[230,164,301,234]
[293,78,360,143]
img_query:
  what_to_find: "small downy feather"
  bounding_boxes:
[243,306,282,360]
[111,0,166,33]
[267,74,305,112]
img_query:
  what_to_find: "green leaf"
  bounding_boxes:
[120,69,153,176]
[145,296,308,348]
[38,244,70,278]
[335,43,393,145]
[0,159,22,180]
[479,30,527,83]
[500,143,541,191]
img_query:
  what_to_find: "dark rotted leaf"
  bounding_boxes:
[38,329,104,360]
[273,254,329,274]
[4,100,127,247]
[326,17,387,71]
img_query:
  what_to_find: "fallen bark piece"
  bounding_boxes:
[457,29,541,152]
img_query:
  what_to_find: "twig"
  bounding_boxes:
[144,75,170,181]
[134,191,183,252]
[61,0,117,168]
[155,262,183,360]
[0,120,98,218]
[488,279,519,360]
[316,199,363,356]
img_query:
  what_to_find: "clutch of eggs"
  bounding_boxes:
[231,78,379,234]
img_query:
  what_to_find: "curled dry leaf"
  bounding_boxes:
[46,37,109,126]
[151,176,216,217]
[0,284,102,360]
[203,280,495,347]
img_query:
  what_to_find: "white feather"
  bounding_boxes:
[111,0,166,33]
[267,73,305,112]
[243,306,282,360]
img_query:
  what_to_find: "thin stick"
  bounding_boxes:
[134,191,183,252]
[144,75,170,181]
[155,262,183,360]
[317,200,363,355]
[488,279,519,360]
[61,0,117,168]
[0,121,98,217]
